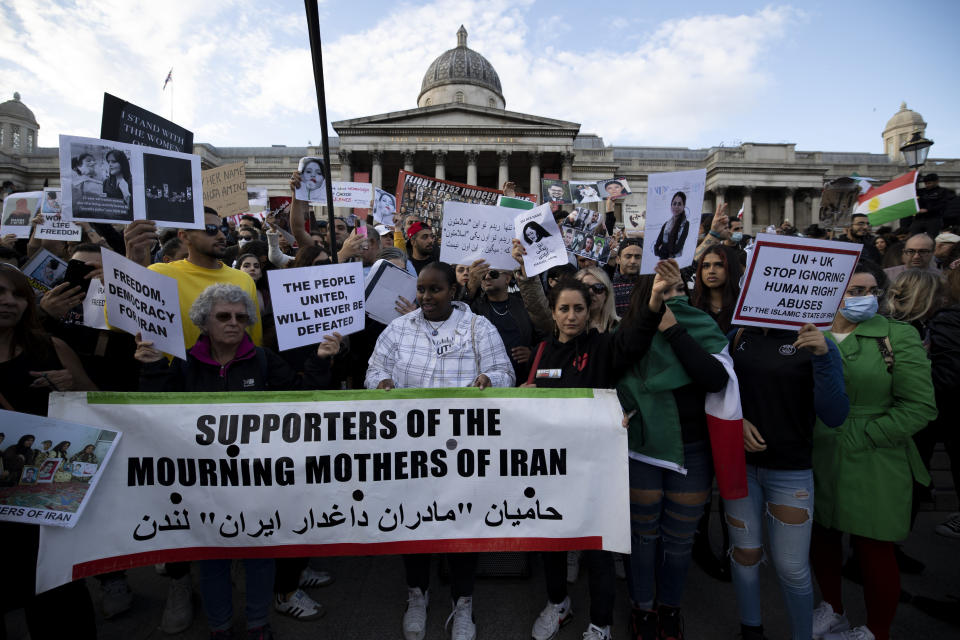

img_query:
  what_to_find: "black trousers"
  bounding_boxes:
[404,553,477,601]
[542,550,615,627]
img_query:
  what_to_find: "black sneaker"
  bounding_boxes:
[629,607,658,640]
[657,605,684,640]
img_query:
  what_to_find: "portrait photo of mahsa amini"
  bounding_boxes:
[144,153,196,224]
[69,144,134,222]
[654,191,691,260]
[522,220,553,245]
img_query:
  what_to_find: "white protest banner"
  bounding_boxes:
[267,262,365,351]
[295,156,326,203]
[59,134,203,229]
[82,278,108,330]
[733,234,862,330]
[439,201,518,270]
[515,203,568,277]
[331,182,373,208]
[641,169,706,274]
[1,191,42,238]
[38,388,628,592]
[364,259,417,326]
[623,203,644,232]
[22,248,67,297]
[372,188,396,225]
[101,249,186,359]
[247,187,269,209]
[0,409,120,529]
[201,162,248,218]
[35,189,82,241]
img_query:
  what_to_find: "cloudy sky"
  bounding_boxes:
[2,0,958,156]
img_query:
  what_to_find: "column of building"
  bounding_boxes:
[433,150,446,179]
[498,151,510,187]
[742,186,754,235]
[528,151,541,194]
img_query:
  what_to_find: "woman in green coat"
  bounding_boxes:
[809,263,937,640]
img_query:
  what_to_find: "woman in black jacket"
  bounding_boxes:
[134,283,340,637]
[523,263,668,640]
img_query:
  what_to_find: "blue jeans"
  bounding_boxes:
[723,465,813,640]
[625,440,713,609]
[198,559,275,631]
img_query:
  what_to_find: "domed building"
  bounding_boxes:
[417,26,505,109]
[883,101,927,161]
[0,92,39,154]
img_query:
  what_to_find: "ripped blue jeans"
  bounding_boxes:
[625,440,713,609]
[723,465,813,640]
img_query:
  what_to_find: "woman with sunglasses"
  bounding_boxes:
[810,262,937,640]
[135,283,341,638]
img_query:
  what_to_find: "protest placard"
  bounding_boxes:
[59,134,203,229]
[623,202,644,232]
[101,249,186,359]
[364,259,417,325]
[1,191,41,238]
[100,93,193,153]
[732,234,862,330]
[22,248,67,297]
[295,156,326,203]
[599,178,631,200]
[247,187,269,210]
[0,409,121,528]
[570,180,602,204]
[641,169,706,274]
[497,195,536,210]
[38,388,629,593]
[394,171,535,237]
[267,262,365,351]
[332,182,374,208]
[439,201,518,270]
[562,225,611,266]
[372,188,396,225]
[201,162,248,218]
[542,179,572,204]
[33,190,82,241]
[565,207,605,234]
[515,203,568,276]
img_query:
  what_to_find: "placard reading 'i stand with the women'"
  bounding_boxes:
[733,234,862,330]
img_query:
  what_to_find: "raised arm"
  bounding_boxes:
[288,171,315,250]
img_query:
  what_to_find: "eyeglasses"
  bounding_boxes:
[203,224,222,236]
[845,287,883,298]
[213,312,250,323]
[902,249,932,257]
[588,283,607,294]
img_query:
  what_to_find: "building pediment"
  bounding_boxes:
[333,103,580,137]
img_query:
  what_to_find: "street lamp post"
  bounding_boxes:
[900,131,934,171]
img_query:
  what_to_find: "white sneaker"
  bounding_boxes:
[823,625,875,640]
[531,596,573,640]
[582,623,612,640]
[445,596,476,640]
[403,587,429,640]
[160,576,193,634]
[101,576,134,618]
[275,588,325,620]
[812,601,850,639]
[567,550,581,583]
[299,566,334,588]
[935,512,960,539]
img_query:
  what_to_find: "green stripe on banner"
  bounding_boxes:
[868,199,918,225]
[498,196,536,210]
[84,387,595,405]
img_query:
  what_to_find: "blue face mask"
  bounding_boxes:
[731,231,743,243]
[839,294,878,323]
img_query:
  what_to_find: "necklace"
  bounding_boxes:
[424,314,452,336]
[489,300,510,316]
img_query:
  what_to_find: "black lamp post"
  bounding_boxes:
[900,131,934,170]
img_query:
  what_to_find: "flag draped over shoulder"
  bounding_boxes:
[617,296,747,499]
[163,69,173,91]
[854,170,918,225]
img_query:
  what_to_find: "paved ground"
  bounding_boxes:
[6,512,960,639]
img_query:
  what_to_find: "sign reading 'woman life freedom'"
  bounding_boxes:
[733,234,863,330]
[38,388,629,594]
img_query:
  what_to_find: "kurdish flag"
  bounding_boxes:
[854,170,918,225]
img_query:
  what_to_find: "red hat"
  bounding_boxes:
[406,220,428,240]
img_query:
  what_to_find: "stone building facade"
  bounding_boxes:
[1,27,956,234]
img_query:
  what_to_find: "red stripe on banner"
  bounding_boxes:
[857,171,916,204]
[706,415,747,500]
[71,536,603,580]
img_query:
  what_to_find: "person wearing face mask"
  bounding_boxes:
[809,263,937,640]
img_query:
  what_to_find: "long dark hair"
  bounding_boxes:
[666,191,688,253]
[292,244,330,268]
[0,264,53,360]
[105,150,132,185]
[692,246,742,332]
[619,274,656,328]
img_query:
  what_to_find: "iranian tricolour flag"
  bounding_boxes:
[853,170,919,225]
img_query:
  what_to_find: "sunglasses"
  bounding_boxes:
[588,283,607,294]
[213,312,250,323]
[202,224,222,236]
[485,270,501,280]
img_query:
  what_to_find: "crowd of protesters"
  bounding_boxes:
[1,169,958,640]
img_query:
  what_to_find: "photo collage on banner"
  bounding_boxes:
[542,178,632,206]
[561,224,611,265]
[59,135,204,229]
[394,171,535,238]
